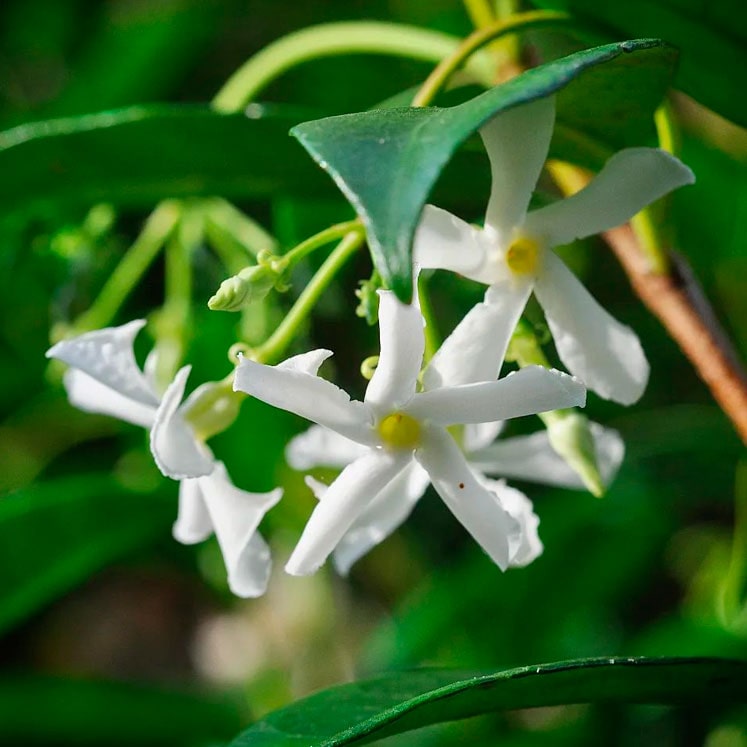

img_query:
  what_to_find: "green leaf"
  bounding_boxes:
[0,675,241,746]
[233,657,747,746]
[291,39,676,301]
[530,0,747,128]
[0,105,330,220]
[0,475,174,634]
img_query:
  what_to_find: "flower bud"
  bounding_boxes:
[181,380,242,441]
[208,261,283,312]
[546,412,606,497]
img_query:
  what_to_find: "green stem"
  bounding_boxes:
[73,201,180,332]
[213,21,495,112]
[463,0,496,29]
[281,219,362,268]
[719,460,747,628]
[255,231,365,364]
[411,10,570,107]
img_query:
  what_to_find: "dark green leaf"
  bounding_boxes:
[531,0,747,127]
[0,675,241,746]
[0,475,174,634]
[0,105,330,220]
[291,40,676,300]
[233,657,747,747]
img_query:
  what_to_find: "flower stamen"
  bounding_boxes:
[506,236,540,275]
[377,411,421,450]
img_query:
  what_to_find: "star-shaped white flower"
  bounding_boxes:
[46,320,284,598]
[414,95,695,405]
[233,291,586,576]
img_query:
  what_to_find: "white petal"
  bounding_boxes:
[234,355,374,444]
[477,476,543,567]
[331,463,430,575]
[285,425,367,470]
[277,349,333,376]
[364,291,423,412]
[469,422,624,489]
[408,366,585,425]
[63,369,156,428]
[197,462,282,598]
[416,427,520,570]
[150,366,215,479]
[481,96,556,237]
[524,147,695,247]
[534,251,649,404]
[173,478,212,544]
[422,283,531,390]
[285,450,410,576]
[413,205,486,274]
[46,320,160,407]
[463,421,505,452]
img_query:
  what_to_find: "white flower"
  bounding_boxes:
[414,95,695,404]
[46,320,282,598]
[233,291,586,576]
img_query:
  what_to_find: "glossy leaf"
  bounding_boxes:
[0,105,329,219]
[233,657,747,746]
[291,40,676,300]
[531,0,747,127]
[0,676,240,746]
[0,475,174,634]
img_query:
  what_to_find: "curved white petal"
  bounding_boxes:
[463,421,505,452]
[46,320,160,407]
[173,478,212,544]
[534,252,649,404]
[524,147,695,247]
[408,366,585,426]
[63,369,156,428]
[285,450,410,576]
[197,462,282,598]
[422,283,531,390]
[413,205,486,274]
[150,366,215,479]
[277,349,333,376]
[286,425,367,470]
[364,291,423,412]
[234,355,374,444]
[469,422,624,489]
[477,476,543,567]
[481,96,556,237]
[416,427,520,570]
[332,463,430,575]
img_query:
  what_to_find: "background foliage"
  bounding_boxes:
[1,0,746,744]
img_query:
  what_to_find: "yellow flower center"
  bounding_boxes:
[377,411,421,450]
[505,236,541,275]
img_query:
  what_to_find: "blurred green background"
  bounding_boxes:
[0,0,746,744]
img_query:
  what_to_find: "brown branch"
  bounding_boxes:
[604,224,747,444]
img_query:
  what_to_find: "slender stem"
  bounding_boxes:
[282,219,362,267]
[254,231,365,364]
[213,21,496,113]
[73,201,180,332]
[411,10,570,107]
[719,460,747,627]
[463,0,495,29]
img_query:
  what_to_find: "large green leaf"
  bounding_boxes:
[291,39,676,301]
[0,676,240,746]
[531,0,747,128]
[233,657,747,746]
[0,475,174,634]
[0,105,329,220]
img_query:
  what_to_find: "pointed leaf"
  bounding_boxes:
[233,657,747,746]
[291,40,676,300]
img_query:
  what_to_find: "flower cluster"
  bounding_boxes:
[46,96,693,596]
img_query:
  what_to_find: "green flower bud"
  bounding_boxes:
[208,262,281,312]
[182,380,242,441]
[355,271,383,325]
[546,411,606,497]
